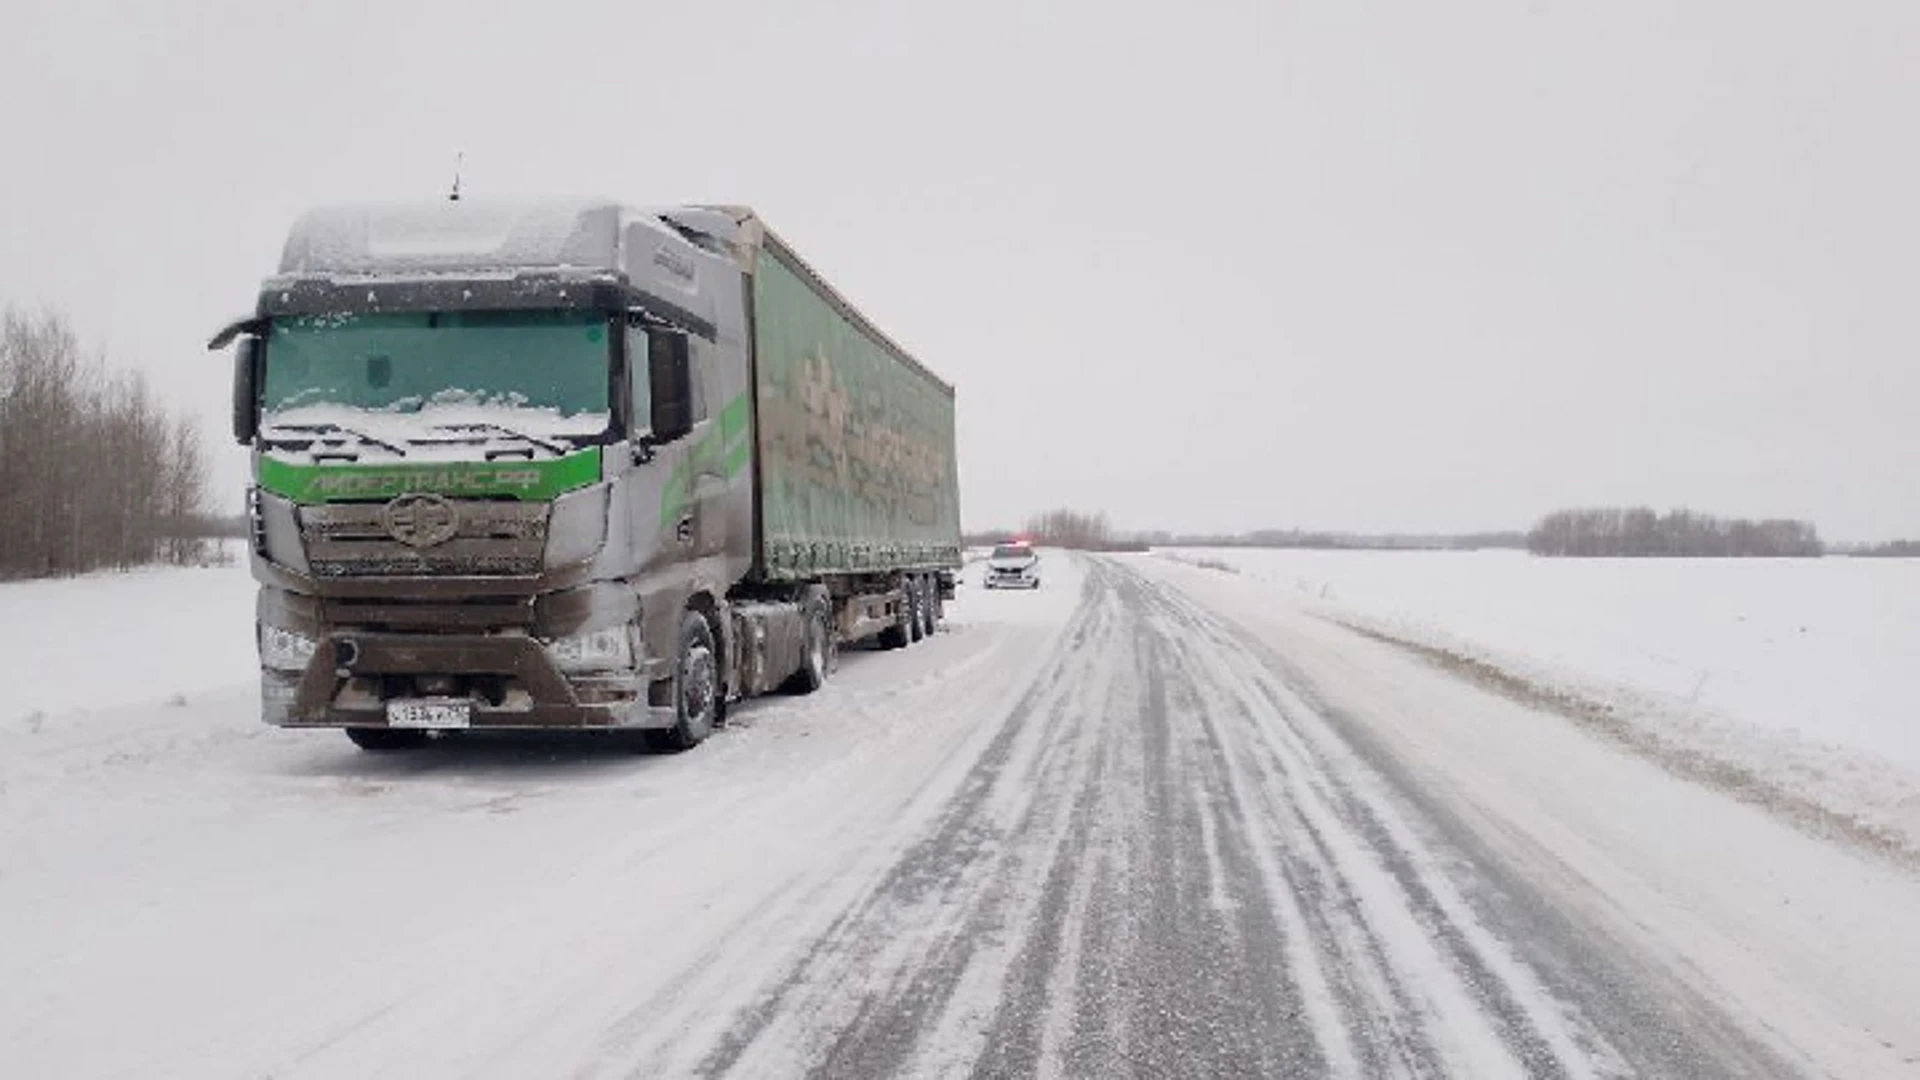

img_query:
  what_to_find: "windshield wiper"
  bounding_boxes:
[422,423,569,459]
[262,422,408,459]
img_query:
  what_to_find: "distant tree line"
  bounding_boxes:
[0,308,213,580]
[1527,507,1822,558]
[1835,539,1920,558]
[965,519,1527,553]
[963,509,1147,551]
[960,529,1019,548]
[969,508,1891,559]
[1139,528,1527,552]
[1025,508,1125,550]
[964,516,1522,553]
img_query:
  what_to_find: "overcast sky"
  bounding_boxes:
[3,0,1916,539]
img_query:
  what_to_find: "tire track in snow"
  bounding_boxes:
[1144,587,1589,1077]
[689,561,1132,1077]
[973,578,1324,1079]
[1201,606,1805,1080]
[1133,560,1803,1079]
[679,555,1804,1078]
[1124,568,1440,1078]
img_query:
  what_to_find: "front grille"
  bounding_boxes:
[301,500,549,577]
[322,595,535,631]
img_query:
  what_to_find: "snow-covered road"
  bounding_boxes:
[4,554,1917,1078]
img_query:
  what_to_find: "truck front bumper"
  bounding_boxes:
[262,630,678,731]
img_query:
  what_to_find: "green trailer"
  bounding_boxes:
[215,199,961,752]
[749,231,961,582]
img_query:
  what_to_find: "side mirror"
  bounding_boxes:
[232,337,261,446]
[648,330,694,443]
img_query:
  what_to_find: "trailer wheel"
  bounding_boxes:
[345,727,429,751]
[919,577,940,638]
[906,575,927,643]
[781,593,834,694]
[647,612,719,752]
[879,581,912,650]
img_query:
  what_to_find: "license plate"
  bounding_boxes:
[386,699,472,729]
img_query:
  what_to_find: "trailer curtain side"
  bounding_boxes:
[748,243,962,582]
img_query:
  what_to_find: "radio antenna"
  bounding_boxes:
[448,151,464,202]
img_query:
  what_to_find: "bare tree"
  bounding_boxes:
[161,415,209,565]
[1024,508,1115,550]
[0,306,212,579]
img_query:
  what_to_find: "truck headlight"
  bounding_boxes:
[260,625,317,672]
[544,626,634,673]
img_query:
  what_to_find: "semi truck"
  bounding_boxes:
[211,199,961,751]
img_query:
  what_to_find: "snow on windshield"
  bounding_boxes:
[260,401,609,462]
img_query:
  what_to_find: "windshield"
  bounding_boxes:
[261,310,612,438]
[991,545,1032,560]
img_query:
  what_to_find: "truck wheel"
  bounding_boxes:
[345,727,429,751]
[647,611,719,752]
[781,594,834,694]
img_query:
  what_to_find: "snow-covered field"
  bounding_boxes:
[1161,548,1920,856]
[0,556,258,723]
[4,552,1919,1077]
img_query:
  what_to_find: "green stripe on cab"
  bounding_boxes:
[257,449,603,504]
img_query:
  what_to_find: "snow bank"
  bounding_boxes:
[0,557,258,726]
[1159,548,1920,853]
